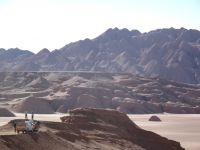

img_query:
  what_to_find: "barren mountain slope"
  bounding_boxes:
[0,72,199,114]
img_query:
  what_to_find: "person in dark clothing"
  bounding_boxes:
[25,111,28,120]
[31,112,34,120]
[14,123,16,133]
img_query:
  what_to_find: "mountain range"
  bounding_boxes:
[1,27,200,84]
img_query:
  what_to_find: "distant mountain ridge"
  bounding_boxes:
[0,27,200,84]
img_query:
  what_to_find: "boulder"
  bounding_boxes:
[149,115,162,121]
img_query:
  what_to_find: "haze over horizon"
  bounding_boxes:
[0,0,199,53]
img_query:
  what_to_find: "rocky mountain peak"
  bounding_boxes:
[100,27,141,40]
[37,48,50,55]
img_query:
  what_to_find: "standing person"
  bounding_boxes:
[14,122,16,133]
[25,111,28,120]
[31,112,34,120]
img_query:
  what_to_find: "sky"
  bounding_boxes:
[0,0,199,53]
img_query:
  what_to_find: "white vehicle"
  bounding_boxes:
[15,120,40,134]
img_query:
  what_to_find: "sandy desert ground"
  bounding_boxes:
[129,114,200,150]
[0,113,200,150]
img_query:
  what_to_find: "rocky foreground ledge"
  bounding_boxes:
[0,108,184,150]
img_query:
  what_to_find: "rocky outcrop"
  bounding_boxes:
[60,108,184,150]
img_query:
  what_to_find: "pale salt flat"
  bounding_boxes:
[0,113,200,150]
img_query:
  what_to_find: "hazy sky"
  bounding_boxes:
[0,0,199,53]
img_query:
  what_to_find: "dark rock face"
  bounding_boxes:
[0,28,200,84]
[149,115,162,121]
